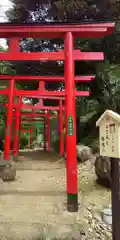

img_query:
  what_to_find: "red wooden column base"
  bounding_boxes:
[65,32,78,212]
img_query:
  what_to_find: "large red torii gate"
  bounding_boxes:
[0,22,115,213]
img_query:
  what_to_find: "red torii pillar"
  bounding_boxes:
[59,99,64,156]
[39,81,51,152]
[4,79,15,161]
[44,114,47,152]
[29,129,33,146]
[47,112,51,152]
[29,125,36,147]
[65,32,78,212]
[38,81,47,152]
[13,96,22,161]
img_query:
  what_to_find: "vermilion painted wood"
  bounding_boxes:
[4,79,14,161]
[0,89,90,97]
[64,32,78,209]
[5,103,64,110]
[44,117,47,151]
[46,113,51,152]
[13,113,56,117]
[1,93,65,100]
[0,75,95,82]
[0,51,104,61]
[0,23,115,38]
[38,81,44,107]
[22,119,53,121]
[21,129,32,132]
[18,96,65,100]
[0,90,8,95]
[59,99,64,156]
[9,38,20,52]
[13,96,21,159]
[21,128,32,146]
[15,90,90,97]
[19,95,83,101]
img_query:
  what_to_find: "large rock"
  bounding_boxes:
[76,144,93,162]
[95,154,111,184]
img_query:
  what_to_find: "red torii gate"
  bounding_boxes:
[4,93,64,156]
[0,22,115,213]
[6,99,63,156]
[0,86,90,164]
[13,109,56,158]
[21,125,44,148]
[14,110,56,154]
[21,128,33,147]
[21,117,52,152]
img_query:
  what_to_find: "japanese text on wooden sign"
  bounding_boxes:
[99,118,119,158]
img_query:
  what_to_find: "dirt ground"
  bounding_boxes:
[0,150,112,240]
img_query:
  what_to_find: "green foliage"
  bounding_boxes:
[19,136,28,149]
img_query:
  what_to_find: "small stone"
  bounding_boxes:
[87,212,93,220]
[87,206,92,211]
[88,227,93,233]
[91,219,96,229]
[80,229,86,236]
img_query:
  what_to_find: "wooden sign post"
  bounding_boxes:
[96,110,120,240]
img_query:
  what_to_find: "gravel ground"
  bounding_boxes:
[0,150,112,240]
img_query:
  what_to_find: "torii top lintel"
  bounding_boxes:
[0,22,115,38]
[0,75,95,81]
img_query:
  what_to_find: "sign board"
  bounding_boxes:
[68,116,73,136]
[96,110,120,158]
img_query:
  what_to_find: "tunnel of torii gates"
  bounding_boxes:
[2,75,94,158]
[1,75,94,160]
[15,113,57,153]
[20,127,35,148]
[4,99,62,157]
[0,22,115,212]
[20,125,44,148]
